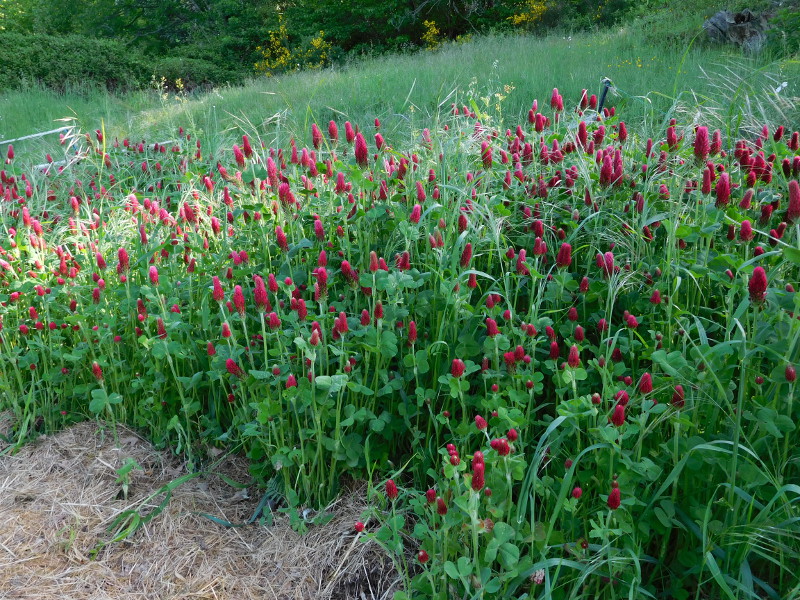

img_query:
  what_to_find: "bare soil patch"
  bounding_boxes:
[0,419,398,600]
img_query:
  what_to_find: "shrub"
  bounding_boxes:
[766,3,800,57]
[0,31,150,92]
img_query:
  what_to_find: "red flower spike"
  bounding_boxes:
[149,266,159,285]
[415,181,426,203]
[740,220,754,242]
[276,227,289,251]
[481,140,492,168]
[787,180,800,223]
[749,267,768,304]
[475,415,488,430]
[550,87,560,109]
[495,439,510,456]
[386,479,399,501]
[233,144,245,168]
[568,345,581,368]
[486,318,500,337]
[451,359,466,378]
[344,122,355,143]
[253,275,268,308]
[226,358,243,378]
[336,312,349,334]
[92,361,104,382]
[425,489,436,503]
[436,497,448,515]
[408,321,418,345]
[117,248,130,272]
[572,486,583,499]
[472,462,485,491]
[611,403,626,426]
[715,172,731,208]
[354,132,368,167]
[341,260,359,283]
[354,521,365,532]
[268,312,281,330]
[608,486,621,510]
[694,126,710,162]
[311,123,323,149]
[460,243,473,268]
[639,372,653,394]
[232,285,245,315]
[787,365,797,383]
[671,384,685,408]
[556,242,573,268]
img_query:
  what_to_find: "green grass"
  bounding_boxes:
[2,28,797,151]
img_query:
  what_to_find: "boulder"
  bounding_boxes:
[703,8,772,53]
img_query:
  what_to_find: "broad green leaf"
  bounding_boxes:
[444,561,460,579]
[497,542,520,569]
[492,521,515,544]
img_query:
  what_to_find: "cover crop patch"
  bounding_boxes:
[1,87,799,599]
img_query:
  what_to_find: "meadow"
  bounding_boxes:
[1,28,799,600]
[3,28,797,147]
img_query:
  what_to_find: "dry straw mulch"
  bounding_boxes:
[0,418,399,600]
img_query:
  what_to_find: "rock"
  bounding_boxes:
[703,8,772,53]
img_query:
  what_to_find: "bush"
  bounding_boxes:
[766,3,800,57]
[0,31,150,92]
[0,32,254,93]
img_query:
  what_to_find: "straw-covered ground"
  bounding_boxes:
[0,417,397,600]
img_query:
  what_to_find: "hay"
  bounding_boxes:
[0,420,400,600]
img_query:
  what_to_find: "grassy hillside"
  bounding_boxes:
[2,27,797,152]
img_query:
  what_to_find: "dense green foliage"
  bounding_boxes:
[0,31,149,91]
[768,3,800,56]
